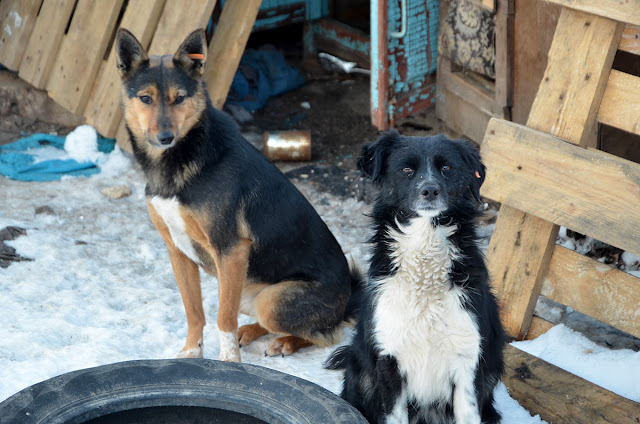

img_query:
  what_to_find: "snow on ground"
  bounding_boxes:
[0,142,637,422]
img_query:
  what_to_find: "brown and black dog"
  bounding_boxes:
[115,28,361,362]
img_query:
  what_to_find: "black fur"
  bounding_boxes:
[117,28,362,347]
[327,131,505,423]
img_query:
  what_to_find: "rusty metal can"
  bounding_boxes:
[263,130,311,161]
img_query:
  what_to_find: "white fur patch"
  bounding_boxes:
[218,330,241,362]
[372,217,481,423]
[150,196,201,264]
[175,338,203,358]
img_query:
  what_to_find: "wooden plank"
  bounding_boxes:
[205,0,262,110]
[438,58,500,115]
[485,204,558,340]
[511,0,561,125]
[543,246,640,339]
[503,344,640,423]
[620,24,640,55]
[485,8,625,340]
[597,70,640,135]
[482,118,640,256]
[546,0,640,27]
[147,0,216,55]
[46,0,124,115]
[494,0,514,112]
[84,0,166,138]
[371,0,389,130]
[526,316,554,340]
[0,0,42,71]
[18,0,75,89]
[527,8,624,146]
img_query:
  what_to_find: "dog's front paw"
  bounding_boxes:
[218,330,242,362]
[175,339,203,358]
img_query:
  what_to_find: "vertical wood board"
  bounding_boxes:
[485,204,558,339]
[205,0,261,109]
[18,0,76,89]
[84,0,166,138]
[527,8,624,146]
[46,0,125,115]
[0,0,42,71]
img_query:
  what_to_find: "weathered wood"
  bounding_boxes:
[525,316,554,340]
[511,0,561,125]
[485,204,558,339]
[17,0,75,89]
[543,246,640,339]
[484,8,625,340]
[205,0,261,109]
[482,118,640,256]
[84,0,166,138]
[503,344,640,423]
[527,8,624,146]
[494,0,514,113]
[620,24,640,55]
[545,0,640,27]
[437,58,500,115]
[46,0,124,115]
[147,0,216,55]
[597,70,640,135]
[0,0,42,71]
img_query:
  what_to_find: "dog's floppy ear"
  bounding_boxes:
[358,130,401,185]
[116,28,148,80]
[453,139,486,202]
[173,29,207,78]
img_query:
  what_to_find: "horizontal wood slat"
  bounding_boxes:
[620,24,640,54]
[597,69,640,135]
[481,118,640,256]
[543,246,640,339]
[18,0,75,89]
[546,0,640,26]
[503,344,640,423]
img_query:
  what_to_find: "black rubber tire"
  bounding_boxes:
[0,359,367,424]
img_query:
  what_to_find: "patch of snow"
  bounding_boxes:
[64,125,106,165]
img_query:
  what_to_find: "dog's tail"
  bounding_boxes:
[324,345,352,370]
[343,261,365,324]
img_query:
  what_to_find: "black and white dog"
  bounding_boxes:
[327,131,505,424]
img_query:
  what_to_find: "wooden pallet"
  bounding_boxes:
[481,1,640,421]
[0,0,261,150]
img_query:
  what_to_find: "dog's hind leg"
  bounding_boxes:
[238,322,269,347]
[249,280,345,356]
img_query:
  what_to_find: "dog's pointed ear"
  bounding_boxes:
[116,28,148,80]
[173,29,207,77]
[453,139,486,202]
[358,130,401,185]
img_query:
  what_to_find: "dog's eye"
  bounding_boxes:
[139,95,152,104]
[402,167,414,175]
[441,165,451,171]
[174,95,185,105]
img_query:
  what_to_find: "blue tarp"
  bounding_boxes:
[0,133,116,182]
[226,48,305,112]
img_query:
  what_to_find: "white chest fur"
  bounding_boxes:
[372,218,481,407]
[150,196,201,264]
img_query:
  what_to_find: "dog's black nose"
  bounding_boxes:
[157,131,174,145]
[420,184,441,200]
